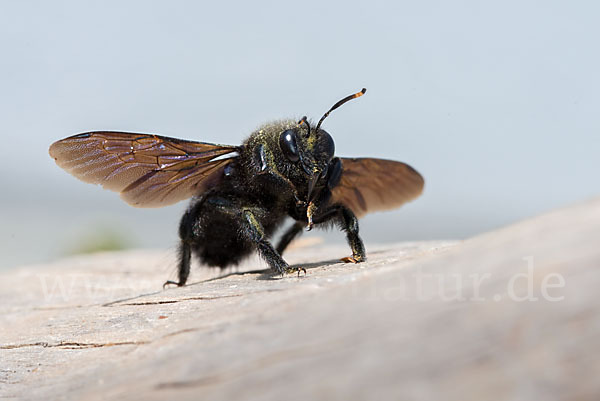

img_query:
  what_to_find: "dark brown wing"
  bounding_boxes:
[49,131,238,207]
[330,157,424,218]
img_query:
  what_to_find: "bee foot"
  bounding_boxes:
[340,256,362,264]
[162,280,182,289]
[284,266,307,277]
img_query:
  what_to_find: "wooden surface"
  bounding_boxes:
[1,198,599,400]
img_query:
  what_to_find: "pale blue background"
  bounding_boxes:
[1,0,598,269]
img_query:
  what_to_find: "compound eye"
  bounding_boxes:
[279,129,300,162]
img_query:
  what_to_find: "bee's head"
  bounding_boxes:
[279,124,334,174]
[278,88,366,200]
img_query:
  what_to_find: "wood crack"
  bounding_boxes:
[122,294,243,306]
[0,340,148,350]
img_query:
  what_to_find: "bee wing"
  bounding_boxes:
[330,157,424,218]
[49,131,239,207]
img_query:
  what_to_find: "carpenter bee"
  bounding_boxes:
[49,89,424,287]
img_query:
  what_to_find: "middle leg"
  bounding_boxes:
[241,208,305,276]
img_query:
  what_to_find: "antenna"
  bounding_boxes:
[297,116,311,138]
[315,88,366,132]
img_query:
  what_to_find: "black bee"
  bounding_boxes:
[49,89,424,287]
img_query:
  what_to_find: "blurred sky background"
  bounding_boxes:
[1,0,599,270]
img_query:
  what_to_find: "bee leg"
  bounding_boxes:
[164,202,201,288]
[306,201,317,230]
[255,144,307,207]
[313,205,366,263]
[163,241,192,288]
[276,221,305,255]
[242,209,304,276]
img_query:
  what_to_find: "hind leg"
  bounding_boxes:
[276,221,304,255]
[163,201,204,288]
[163,242,192,288]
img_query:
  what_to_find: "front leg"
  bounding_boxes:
[311,157,365,262]
[312,204,366,263]
[241,208,305,276]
